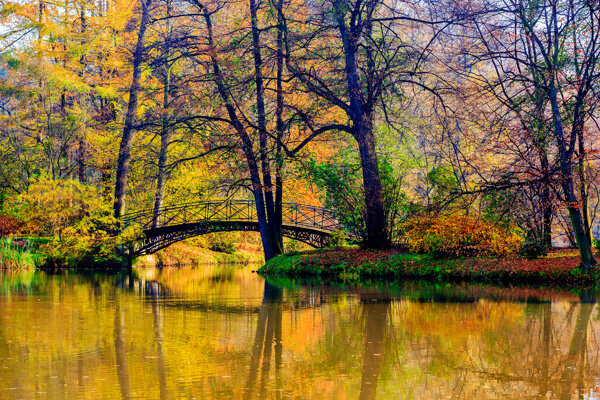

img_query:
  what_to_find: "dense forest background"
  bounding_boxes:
[0,0,599,268]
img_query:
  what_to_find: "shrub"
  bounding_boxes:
[41,213,144,269]
[404,215,523,258]
[209,237,236,254]
[329,230,347,247]
[0,215,23,237]
[303,156,414,244]
[519,235,549,259]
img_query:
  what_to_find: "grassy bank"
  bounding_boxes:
[258,248,600,287]
[0,238,46,269]
[0,235,265,271]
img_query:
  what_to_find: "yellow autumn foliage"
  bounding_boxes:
[12,176,106,236]
[404,215,523,258]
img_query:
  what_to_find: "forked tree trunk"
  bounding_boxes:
[201,4,274,261]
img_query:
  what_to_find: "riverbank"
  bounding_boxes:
[258,248,600,287]
[0,235,264,270]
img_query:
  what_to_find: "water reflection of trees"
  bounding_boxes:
[392,290,597,399]
[149,282,170,400]
[114,300,132,400]
[244,281,283,399]
[113,282,171,400]
[358,291,391,400]
[559,293,595,400]
[238,280,600,399]
[242,283,393,400]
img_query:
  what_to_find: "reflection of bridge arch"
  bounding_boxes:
[122,199,344,255]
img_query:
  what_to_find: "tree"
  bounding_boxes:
[443,0,600,269]
[0,0,134,199]
[182,0,342,260]
[114,0,153,219]
[281,0,432,248]
[188,0,280,260]
[151,0,174,228]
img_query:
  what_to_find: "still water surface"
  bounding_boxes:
[0,264,599,399]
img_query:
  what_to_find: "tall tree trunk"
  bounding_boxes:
[77,135,86,183]
[549,87,596,270]
[273,0,285,252]
[152,0,172,228]
[337,13,389,249]
[577,128,594,247]
[76,3,87,183]
[250,0,283,256]
[539,149,552,247]
[113,0,151,219]
[356,125,388,248]
[152,98,170,228]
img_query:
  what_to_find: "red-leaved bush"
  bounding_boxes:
[0,215,23,237]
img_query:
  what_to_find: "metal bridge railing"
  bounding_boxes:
[122,199,342,233]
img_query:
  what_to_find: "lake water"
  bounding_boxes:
[0,264,598,399]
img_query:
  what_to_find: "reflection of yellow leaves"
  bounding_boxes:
[399,300,523,338]
[139,265,266,309]
[283,308,325,352]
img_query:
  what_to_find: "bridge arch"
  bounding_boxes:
[122,200,343,256]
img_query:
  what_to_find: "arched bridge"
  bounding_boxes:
[122,199,344,255]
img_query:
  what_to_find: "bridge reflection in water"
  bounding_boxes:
[122,199,344,255]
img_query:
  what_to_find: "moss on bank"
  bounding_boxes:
[258,248,600,287]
